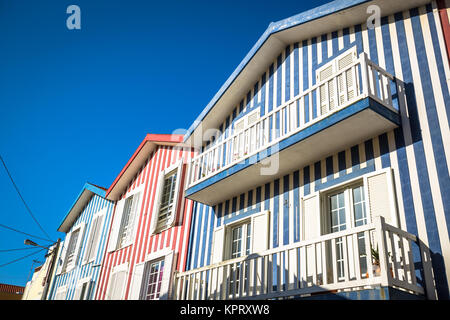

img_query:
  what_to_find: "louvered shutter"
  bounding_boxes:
[251,211,270,253]
[337,50,357,105]
[211,226,225,264]
[107,200,125,252]
[56,236,69,275]
[126,192,141,244]
[366,169,398,227]
[159,252,176,300]
[317,64,336,116]
[150,171,165,235]
[128,263,145,300]
[167,162,184,228]
[88,214,105,262]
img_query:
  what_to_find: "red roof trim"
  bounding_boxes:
[106,134,184,198]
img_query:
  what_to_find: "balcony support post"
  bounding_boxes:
[374,216,392,288]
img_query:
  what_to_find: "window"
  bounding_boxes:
[228,221,251,295]
[230,222,251,259]
[151,161,183,234]
[62,224,84,273]
[140,259,165,300]
[323,182,368,280]
[316,47,358,116]
[106,264,128,300]
[83,210,105,264]
[232,109,260,161]
[107,188,142,253]
[74,279,93,300]
[157,169,178,229]
[64,229,79,271]
[54,286,68,300]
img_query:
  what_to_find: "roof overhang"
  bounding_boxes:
[183,0,430,147]
[105,134,185,201]
[58,183,107,233]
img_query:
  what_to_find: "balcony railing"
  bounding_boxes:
[186,52,397,189]
[172,217,429,300]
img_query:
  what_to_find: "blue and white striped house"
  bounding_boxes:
[174,0,450,300]
[47,183,114,300]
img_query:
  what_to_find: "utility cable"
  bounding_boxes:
[0,223,54,243]
[0,154,53,241]
[0,247,45,268]
[0,247,39,253]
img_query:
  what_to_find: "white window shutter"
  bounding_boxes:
[150,172,165,235]
[251,211,270,253]
[366,169,398,227]
[211,226,225,264]
[70,223,86,270]
[127,192,141,244]
[159,252,176,300]
[128,262,145,300]
[56,236,69,275]
[73,283,83,300]
[167,162,184,228]
[88,214,105,262]
[108,268,128,300]
[302,192,321,240]
[107,199,125,252]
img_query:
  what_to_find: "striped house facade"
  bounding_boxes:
[94,134,195,300]
[48,183,114,300]
[182,0,450,300]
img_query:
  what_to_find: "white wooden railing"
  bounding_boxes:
[187,52,397,188]
[172,217,426,300]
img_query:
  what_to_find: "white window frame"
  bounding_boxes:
[212,210,270,264]
[113,185,144,251]
[138,248,176,300]
[62,222,85,273]
[74,276,93,300]
[320,179,368,235]
[150,160,183,234]
[83,207,107,265]
[225,219,252,260]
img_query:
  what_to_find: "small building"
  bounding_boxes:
[22,241,61,300]
[47,183,114,300]
[95,134,195,300]
[0,283,25,300]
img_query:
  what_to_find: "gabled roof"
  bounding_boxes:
[106,134,184,201]
[183,0,429,145]
[57,182,107,233]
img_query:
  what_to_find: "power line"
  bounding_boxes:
[0,154,53,241]
[0,247,45,269]
[0,223,54,243]
[0,247,39,253]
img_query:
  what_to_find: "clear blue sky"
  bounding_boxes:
[0,0,330,287]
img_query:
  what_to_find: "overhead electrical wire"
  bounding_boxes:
[0,247,45,269]
[0,223,54,243]
[0,154,53,241]
[0,247,39,253]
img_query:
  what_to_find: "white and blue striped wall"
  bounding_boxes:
[189,1,450,299]
[48,194,114,300]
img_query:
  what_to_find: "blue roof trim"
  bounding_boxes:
[185,97,400,197]
[57,182,107,231]
[184,0,372,141]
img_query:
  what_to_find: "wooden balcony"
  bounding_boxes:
[171,217,432,300]
[185,53,401,205]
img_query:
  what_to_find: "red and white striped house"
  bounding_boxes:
[95,134,195,300]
